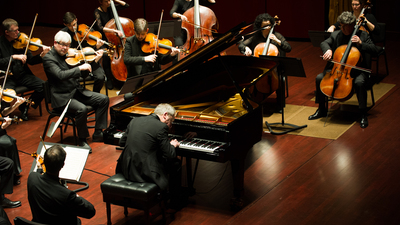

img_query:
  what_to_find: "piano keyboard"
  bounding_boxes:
[176,137,226,153]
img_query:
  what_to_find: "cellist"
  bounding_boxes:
[238,13,291,113]
[308,12,379,128]
[61,12,106,93]
[0,18,51,121]
[94,0,129,89]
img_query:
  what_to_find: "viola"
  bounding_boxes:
[142,33,188,55]
[104,0,135,82]
[320,0,372,101]
[179,0,218,60]
[74,24,114,48]
[31,152,45,173]
[65,47,113,66]
[13,32,48,52]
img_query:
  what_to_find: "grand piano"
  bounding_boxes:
[103,22,277,206]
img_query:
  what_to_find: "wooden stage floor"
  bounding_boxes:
[3,26,400,225]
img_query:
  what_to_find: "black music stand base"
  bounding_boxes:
[265,121,307,135]
[64,180,89,193]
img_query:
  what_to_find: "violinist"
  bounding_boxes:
[170,0,216,47]
[62,12,106,93]
[123,18,180,78]
[0,96,25,209]
[308,12,379,128]
[0,18,51,121]
[42,31,109,151]
[94,0,129,89]
[327,0,380,38]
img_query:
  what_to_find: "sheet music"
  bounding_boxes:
[32,142,89,181]
[47,99,71,138]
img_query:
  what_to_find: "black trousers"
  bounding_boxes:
[0,134,21,177]
[315,71,369,111]
[0,156,14,196]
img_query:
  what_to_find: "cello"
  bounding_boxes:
[247,16,281,103]
[320,3,372,101]
[104,0,134,82]
[179,0,218,60]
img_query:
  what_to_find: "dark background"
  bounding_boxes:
[1,0,398,40]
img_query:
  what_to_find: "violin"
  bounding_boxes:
[74,24,114,48]
[31,152,45,173]
[0,87,33,105]
[179,0,218,60]
[320,1,372,101]
[141,33,188,55]
[13,32,48,52]
[65,47,113,66]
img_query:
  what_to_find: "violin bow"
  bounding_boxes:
[73,27,94,77]
[0,57,13,108]
[154,10,164,56]
[80,20,97,45]
[24,13,38,56]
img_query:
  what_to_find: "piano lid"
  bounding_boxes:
[117,22,277,111]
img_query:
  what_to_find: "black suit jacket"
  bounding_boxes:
[123,35,176,78]
[116,114,176,190]
[0,35,42,79]
[27,172,95,225]
[42,48,93,108]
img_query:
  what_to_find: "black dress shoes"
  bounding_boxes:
[308,108,327,120]
[18,103,29,121]
[92,130,103,142]
[360,114,368,128]
[1,198,21,208]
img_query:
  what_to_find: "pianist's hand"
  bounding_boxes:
[144,54,157,63]
[170,139,180,148]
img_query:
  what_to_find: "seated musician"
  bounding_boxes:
[0,97,25,188]
[62,12,106,93]
[238,13,291,113]
[27,145,95,225]
[116,103,185,210]
[308,11,379,128]
[42,31,109,151]
[0,18,51,121]
[327,0,380,38]
[170,0,216,47]
[123,18,180,78]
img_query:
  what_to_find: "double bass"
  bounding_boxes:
[179,0,218,60]
[320,2,372,101]
[104,0,134,82]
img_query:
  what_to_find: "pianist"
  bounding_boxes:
[123,18,180,78]
[116,103,185,209]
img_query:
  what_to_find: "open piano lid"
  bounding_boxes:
[118,22,277,111]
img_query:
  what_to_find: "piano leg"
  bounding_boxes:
[184,157,196,196]
[230,158,244,210]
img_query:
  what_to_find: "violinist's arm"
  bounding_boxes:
[0,117,12,130]
[2,97,25,116]
[114,0,127,6]
[94,50,104,63]
[40,46,51,58]
[123,37,147,65]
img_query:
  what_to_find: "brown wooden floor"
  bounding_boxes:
[3,26,400,225]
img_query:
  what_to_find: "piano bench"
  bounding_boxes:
[100,173,165,225]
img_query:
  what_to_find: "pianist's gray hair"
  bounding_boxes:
[154,103,176,117]
[337,11,356,25]
[54,31,71,43]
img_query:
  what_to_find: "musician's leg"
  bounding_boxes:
[354,73,369,128]
[91,62,106,93]
[308,72,328,120]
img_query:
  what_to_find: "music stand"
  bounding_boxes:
[119,70,162,95]
[259,55,308,134]
[308,30,331,47]
[30,142,90,192]
[148,20,182,39]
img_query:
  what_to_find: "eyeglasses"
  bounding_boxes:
[8,29,19,33]
[57,42,70,48]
